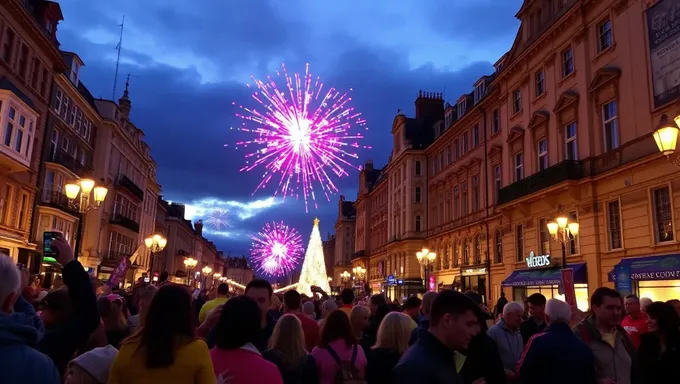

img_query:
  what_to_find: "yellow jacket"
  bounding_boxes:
[198,297,229,324]
[108,338,215,384]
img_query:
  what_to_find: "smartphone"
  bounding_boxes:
[43,231,60,258]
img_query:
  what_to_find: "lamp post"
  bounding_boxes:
[202,266,213,288]
[653,114,680,166]
[340,270,350,288]
[353,266,366,295]
[64,178,108,213]
[546,215,580,269]
[184,257,197,286]
[416,248,436,291]
[144,232,167,279]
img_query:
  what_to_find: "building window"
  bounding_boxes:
[652,186,674,243]
[54,89,63,113]
[463,239,470,265]
[454,242,460,267]
[415,161,421,176]
[474,83,485,104]
[461,183,469,216]
[18,192,28,230]
[446,147,451,165]
[0,184,13,225]
[431,159,437,175]
[462,132,469,154]
[458,100,466,118]
[598,19,612,52]
[494,231,503,264]
[453,139,459,159]
[415,215,421,232]
[494,166,501,202]
[535,71,545,97]
[415,187,421,203]
[18,44,28,80]
[2,29,15,63]
[474,234,483,264]
[472,175,480,212]
[492,109,500,134]
[438,151,443,170]
[607,200,622,249]
[512,89,522,113]
[565,122,578,160]
[568,211,579,254]
[515,152,524,181]
[453,186,459,219]
[603,100,619,151]
[516,225,524,262]
[562,47,574,77]
[539,218,550,255]
[537,139,548,171]
[472,125,480,147]
[2,104,34,158]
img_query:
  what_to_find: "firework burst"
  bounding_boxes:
[250,221,304,276]
[204,208,229,230]
[232,63,370,212]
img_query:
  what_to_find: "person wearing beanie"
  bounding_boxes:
[65,345,118,384]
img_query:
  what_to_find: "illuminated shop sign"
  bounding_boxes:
[525,251,551,268]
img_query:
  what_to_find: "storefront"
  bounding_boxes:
[608,253,680,302]
[502,252,589,311]
[460,267,488,303]
[436,272,461,292]
[385,275,422,302]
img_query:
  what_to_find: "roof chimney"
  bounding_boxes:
[195,220,203,236]
[364,160,373,171]
[415,90,444,120]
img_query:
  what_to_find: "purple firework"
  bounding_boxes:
[250,221,303,276]
[232,63,370,212]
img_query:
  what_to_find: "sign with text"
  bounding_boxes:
[614,264,633,296]
[525,251,551,268]
[647,0,680,108]
[561,268,576,307]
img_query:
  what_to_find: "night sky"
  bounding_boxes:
[56,0,522,256]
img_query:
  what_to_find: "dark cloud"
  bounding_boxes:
[55,0,518,254]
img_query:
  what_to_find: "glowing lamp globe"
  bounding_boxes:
[93,186,108,203]
[79,179,95,194]
[64,183,80,199]
[144,237,153,248]
[653,115,680,156]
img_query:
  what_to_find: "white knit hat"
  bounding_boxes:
[71,345,118,384]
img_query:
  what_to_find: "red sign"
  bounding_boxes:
[561,268,576,307]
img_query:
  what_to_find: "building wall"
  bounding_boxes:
[333,196,355,283]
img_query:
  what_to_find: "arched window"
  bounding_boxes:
[454,241,460,267]
[495,230,503,264]
[443,247,450,269]
[474,234,483,264]
[463,239,470,265]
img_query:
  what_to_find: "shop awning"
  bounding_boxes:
[607,254,680,282]
[502,263,587,287]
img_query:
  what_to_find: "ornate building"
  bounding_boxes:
[332,195,355,284]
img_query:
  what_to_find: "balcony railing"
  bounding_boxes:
[110,213,140,233]
[115,174,144,201]
[498,160,584,205]
[46,149,92,177]
[40,190,78,215]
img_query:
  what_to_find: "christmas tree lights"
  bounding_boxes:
[297,217,331,296]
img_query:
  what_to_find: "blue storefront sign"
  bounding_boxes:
[386,274,397,286]
[608,254,680,282]
[614,264,632,296]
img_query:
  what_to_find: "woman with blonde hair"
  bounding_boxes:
[365,312,416,383]
[263,314,318,384]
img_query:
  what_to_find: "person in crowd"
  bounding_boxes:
[459,290,505,384]
[98,295,130,349]
[409,291,437,346]
[198,282,229,324]
[109,284,214,383]
[495,291,508,319]
[263,314,318,384]
[211,296,283,384]
[0,255,61,384]
[366,312,416,384]
[402,296,422,322]
[339,288,354,317]
[319,299,337,328]
[302,301,317,320]
[668,298,680,318]
[193,289,208,322]
[362,294,390,351]
[520,293,547,344]
[350,304,370,342]
[34,235,99,376]
[622,294,649,349]
[79,277,108,355]
[128,284,156,332]
[64,345,118,384]
[393,290,482,384]
[574,287,639,384]
[517,299,596,384]
[638,301,680,383]
[640,297,652,313]
[487,301,524,381]
[312,309,368,383]
[270,293,283,321]
[283,289,320,352]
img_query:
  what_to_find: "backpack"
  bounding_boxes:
[325,344,366,384]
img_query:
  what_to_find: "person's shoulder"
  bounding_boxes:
[184,338,210,353]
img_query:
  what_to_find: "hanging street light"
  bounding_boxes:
[64,178,108,213]
[654,114,680,165]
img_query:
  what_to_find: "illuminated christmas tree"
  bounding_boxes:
[297,218,331,296]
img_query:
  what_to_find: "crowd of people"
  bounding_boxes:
[1,235,680,383]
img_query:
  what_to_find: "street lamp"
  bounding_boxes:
[202,266,213,287]
[547,214,579,269]
[184,257,197,285]
[64,178,108,213]
[416,248,436,291]
[340,270,351,288]
[352,266,366,280]
[144,232,167,277]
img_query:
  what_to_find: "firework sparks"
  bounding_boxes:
[250,221,303,276]
[204,208,229,230]
[232,63,370,212]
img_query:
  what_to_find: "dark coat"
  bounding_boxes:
[262,350,318,384]
[408,316,429,346]
[459,332,506,384]
[366,347,401,384]
[638,331,680,384]
[392,331,462,384]
[518,322,597,384]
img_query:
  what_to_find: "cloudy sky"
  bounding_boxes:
[56,0,522,258]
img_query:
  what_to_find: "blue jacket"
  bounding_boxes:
[408,315,429,346]
[517,322,597,384]
[0,297,60,384]
[393,331,462,384]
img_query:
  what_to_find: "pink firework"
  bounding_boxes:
[250,221,303,277]
[232,63,370,212]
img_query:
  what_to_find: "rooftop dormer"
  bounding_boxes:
[60,51,84,87]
